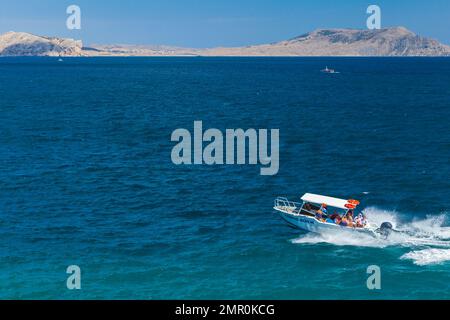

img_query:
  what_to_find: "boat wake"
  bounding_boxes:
[291,207,450,265]
[400,248,450,266]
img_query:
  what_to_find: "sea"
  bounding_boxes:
[0,57,449,299]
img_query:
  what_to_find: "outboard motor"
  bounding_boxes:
[378,222,393,238]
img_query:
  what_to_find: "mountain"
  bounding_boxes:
[1,27,450,57]
[0,31,83,56]
[199,27,450,56]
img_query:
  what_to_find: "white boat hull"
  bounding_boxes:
[275,207,377,236]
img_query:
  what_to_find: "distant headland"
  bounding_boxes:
[1,27,450,57]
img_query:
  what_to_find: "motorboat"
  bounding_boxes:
[274,193,391,237]
[321,66,339,73]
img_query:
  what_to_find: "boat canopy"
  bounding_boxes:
[301,193,358,210]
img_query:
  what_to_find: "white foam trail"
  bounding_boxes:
[401,249,450,266]
[291,207,450,264]
[362,207,400,229]
[402,215,450,240]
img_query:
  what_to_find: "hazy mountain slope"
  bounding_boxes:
[200,27,450,56]
[0,31,83,56]
[1,27,449,57]
[87,44,200,56]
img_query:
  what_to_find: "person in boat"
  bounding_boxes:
[344,210,355,227]
[347,210,354,219]
[329,212,343,224]
[335,210,353,227]
[329,212,341,221]
[339,215,349,227]
[315,210,324,221]
[304,203,312,212]
[361,214,367,226]
[355,214,363,228]
[354,213,367,228]
[315,203,328,221]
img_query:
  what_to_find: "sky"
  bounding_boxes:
[0,0,449,47]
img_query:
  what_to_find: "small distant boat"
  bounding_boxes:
[274,193,393,237]
[321,66,339,74]
[58,58,64,62]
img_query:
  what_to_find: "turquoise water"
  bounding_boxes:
[0,57,449,299]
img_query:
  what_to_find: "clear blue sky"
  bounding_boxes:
[0,0,449,47]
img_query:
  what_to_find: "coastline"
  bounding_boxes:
[2,27,450,58]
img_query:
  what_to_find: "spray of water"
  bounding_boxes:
[400,248,450,266]
[291,207,450,265]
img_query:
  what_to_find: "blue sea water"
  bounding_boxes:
[0,57,449,299]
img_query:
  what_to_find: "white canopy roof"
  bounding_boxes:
[301,193,355,210]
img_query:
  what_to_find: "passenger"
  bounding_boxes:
[354,213,366,228]
[354,214,363,228]
[315,210,324,221]
[321,204,328,215]
[347,210,354,219]
[315,203,328,222]
[360,213,368,226]
[304,203,312,212]
[340,216,349,227]
[329,213,341,225]
[329,213,341,221]
[345,210,354,227]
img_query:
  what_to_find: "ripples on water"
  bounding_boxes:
[0,57,449,299]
